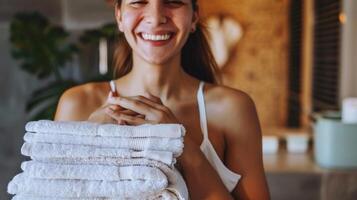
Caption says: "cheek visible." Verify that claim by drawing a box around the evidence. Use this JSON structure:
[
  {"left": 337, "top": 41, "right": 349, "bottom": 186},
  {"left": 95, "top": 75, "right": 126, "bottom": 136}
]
[
  {"left": 173, "top": 11, "right": 194, "bottom": 31},
  {"left": 175, "top": 17, "right": 194, "bottom": 37},
  {"left": 121, "top": 12, "right": 140, "bottom": 33}
]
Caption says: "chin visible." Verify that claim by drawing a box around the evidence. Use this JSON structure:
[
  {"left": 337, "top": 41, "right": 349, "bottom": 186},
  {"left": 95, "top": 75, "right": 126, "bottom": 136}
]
[{"left": 142, "top": 53, "right": 177, "bottom": 65}]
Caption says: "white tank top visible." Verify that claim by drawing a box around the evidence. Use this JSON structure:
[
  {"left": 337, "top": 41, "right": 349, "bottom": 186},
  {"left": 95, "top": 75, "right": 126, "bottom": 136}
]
[{"left": 197, "top": 81, "right": 241, "bottom": 192}]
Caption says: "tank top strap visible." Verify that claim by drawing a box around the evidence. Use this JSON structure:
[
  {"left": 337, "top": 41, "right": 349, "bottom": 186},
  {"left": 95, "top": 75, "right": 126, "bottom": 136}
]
[
  {"left": 196, "top": 81, "right": 242, "bottom": 192},
  {"left": 197, "top": 81, "right": 209, "bottom": 141}
]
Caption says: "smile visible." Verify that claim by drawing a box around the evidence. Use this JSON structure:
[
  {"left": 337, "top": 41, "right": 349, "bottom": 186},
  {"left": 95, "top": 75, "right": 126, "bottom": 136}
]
[{"left": 141, "top": 33, "right": 173, "bottom": 41}]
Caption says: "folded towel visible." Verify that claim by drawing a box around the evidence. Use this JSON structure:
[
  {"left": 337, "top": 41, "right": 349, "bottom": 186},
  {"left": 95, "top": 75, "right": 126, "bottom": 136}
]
[
  {"left": 21, "top": 161, "right": 167, "bottom": 181},
  {"left": 8, "top": 173, "right": 167, "bottom": 198},
  {"left": 9, "top": 121, "right": 189, "bottom": 199},
  {"left": 165, "top": 168, "right": 189, "bottom": 200},
  {"left": 19, "top": 160, "right": 188, "bottom": 199},
  {"left": 33, "top": 158, "right": 178, "bottom": 185},
  {"left": 11, "top": 170, "right": 187, "bottom": 200},
  {"left": 22, "top": 142, "right": 174, "bottom": 165},
  {"left": 12, "top": 189, "right": 183, "bottom": 200},
  {"left": 24, "top": 132, "right": 184, "bottom": 156},
  {"left": 25, "top": 120, "right": 185, "bottom": 138},
  {"left": 32, "top": 158, "right": 190, "bottom": 199}
]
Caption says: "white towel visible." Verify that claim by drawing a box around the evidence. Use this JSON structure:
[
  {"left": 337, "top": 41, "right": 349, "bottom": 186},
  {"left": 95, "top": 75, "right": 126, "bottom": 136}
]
[
  {"left": 21, "top": 161, "right": 167, "bottom": 181},
  {"left": 21, "top": 142, "right": 175, "bottom": 165},
  {"left": 33, "top": 157, "right": 178, "bottom": 185},
  {"left": 9, "top": 120, "right": 189, "bottom": 199},
  {"left": 19, "top": 160, "right": 188, "bottom": 199},
  {"left": 12, "top": 189, "right": 183, "bottom": 200},
  {"left": 25, "top": 120, "right": 186, "bottom": 138},
  {"left": 24, "top": 132, "right": 184, "bottom": 156},
  {"left": 165, "top": 168, "right": 189, "bottom": 200},
  {"left": 32, "top": 158, "right": 189, "bottom": 199},
  {"left": 8, "top": 173, "right": 167, "bottom": 198},
  {"left": 11, "top": 170, "right": 187, "bottom": 200}
]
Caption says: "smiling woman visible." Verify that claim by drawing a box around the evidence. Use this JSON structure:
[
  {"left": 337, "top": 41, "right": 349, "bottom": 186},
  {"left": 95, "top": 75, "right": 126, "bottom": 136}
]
[
  {"left": 54, "top": 0, "right": 270, "bottom": 199},
  {"left": 113, "top": 0, "right": 219, "bottom": 82}
]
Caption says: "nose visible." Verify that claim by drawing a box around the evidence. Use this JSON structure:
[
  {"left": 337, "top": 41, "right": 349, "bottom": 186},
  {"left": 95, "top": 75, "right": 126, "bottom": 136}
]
[{"left": 144, "top": 2, "right": 168, "bottom": 26}]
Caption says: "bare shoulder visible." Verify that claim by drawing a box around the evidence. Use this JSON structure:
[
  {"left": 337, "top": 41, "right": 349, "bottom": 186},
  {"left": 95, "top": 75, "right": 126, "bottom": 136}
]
[
  {"left": 54, "top": 82, "right": 109, "bottom": 121},
  {"left": 204, "top": 83, "right": 260, "bottom": 138},
  {"left": 205, "top": 84, "right": 269, "bottom": 199},
  {"left": 205, "top": 83, "right": 255, "bottom": 108}
]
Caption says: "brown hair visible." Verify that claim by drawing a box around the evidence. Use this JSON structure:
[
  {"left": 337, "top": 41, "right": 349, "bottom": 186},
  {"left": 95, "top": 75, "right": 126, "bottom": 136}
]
[{"left": 113, "top": 0, "right": 220, "bottom": 83}]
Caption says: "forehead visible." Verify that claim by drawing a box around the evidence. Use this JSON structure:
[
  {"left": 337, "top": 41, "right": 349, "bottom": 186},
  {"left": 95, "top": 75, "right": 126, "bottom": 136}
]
[{"left": 120, "top": 0, "right": 193, "bottom": 3}]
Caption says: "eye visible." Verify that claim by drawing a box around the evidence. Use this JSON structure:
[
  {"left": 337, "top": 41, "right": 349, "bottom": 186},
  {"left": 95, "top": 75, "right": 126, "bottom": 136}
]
[
  {"left": 166, "top": 0, "right": 183, "bottom": 3},
  {"left": 129, "top": 0, "right": 147, "bottom": 7},
  {"left": 165, "top": 0, "right": 185, "bottom": 7}
]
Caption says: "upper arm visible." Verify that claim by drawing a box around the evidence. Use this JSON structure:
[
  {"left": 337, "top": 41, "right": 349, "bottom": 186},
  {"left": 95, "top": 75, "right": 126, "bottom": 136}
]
[
  {"left": 221, "top": 90, "right": 270, "bottom": 200},
  {"left": 54, "top": 86, "right": 91, "bottom": 121}
]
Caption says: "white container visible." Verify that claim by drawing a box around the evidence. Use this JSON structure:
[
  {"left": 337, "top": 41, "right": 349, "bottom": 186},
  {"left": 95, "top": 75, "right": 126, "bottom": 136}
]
[
  {"left": 286, "top": 134, "right": 309, "bottom": 153},
  {"left": 262, "top": 136, "right": 279, "bottom": 154},
  {"left": 342, "top": 98, "right": 357, "bottom": 123}
]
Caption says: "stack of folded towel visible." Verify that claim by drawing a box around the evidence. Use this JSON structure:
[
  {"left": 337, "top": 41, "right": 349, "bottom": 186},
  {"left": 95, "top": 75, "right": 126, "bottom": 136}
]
[{"left": 8, "top": 120, "right": 188, "bottom": 200}]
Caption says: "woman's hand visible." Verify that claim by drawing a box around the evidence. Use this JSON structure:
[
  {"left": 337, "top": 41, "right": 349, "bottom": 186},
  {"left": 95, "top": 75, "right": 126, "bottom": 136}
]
[
  {"left": 105, "top": 94, "right": 180, "bottom": 125},
  {"left": 105, "top": 94, "right": 203, "bottom": 172},
  {"left": 88, "top": 92, "right": 143, "bottom": 124}
]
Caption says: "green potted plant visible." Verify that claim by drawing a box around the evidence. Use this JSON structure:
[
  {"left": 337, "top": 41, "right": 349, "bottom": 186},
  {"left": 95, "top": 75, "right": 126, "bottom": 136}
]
[
  {"left": 10, "top": 12, "right": 119, "bottom": 120},
  {"left": 10, "top": 12, "right": 78, "bottom": 120}
]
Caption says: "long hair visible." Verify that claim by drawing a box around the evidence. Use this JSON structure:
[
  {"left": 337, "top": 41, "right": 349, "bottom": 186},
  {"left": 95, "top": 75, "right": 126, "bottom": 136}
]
[{"left": 113, "top": 0, "right": 220, "bottom": 84}]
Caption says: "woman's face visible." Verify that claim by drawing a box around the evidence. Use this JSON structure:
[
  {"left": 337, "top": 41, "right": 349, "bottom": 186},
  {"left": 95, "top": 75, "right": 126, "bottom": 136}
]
[{"left": 116, "top": 0, "right": 198, "bottom": 65}]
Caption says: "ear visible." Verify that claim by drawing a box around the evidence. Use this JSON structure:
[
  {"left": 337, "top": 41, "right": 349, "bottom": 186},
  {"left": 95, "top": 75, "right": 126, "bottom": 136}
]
[
  {"left": 191, "top": 10, "right": 199, "bottom": 32},
  {"left": 115, "top": 5, "right": 124, "bottom": 32}
]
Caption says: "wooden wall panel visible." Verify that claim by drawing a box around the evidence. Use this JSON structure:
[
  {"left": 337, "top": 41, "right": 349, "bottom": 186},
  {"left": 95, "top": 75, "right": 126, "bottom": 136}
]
[{"left": 198, "top": 0, "right": 290, "bottom": 129}]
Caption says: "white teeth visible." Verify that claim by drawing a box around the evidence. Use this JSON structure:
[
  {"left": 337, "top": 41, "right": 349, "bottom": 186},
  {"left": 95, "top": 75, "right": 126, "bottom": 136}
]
[{"left": 142, "top": 33, "right": 171, "bottom": 41}]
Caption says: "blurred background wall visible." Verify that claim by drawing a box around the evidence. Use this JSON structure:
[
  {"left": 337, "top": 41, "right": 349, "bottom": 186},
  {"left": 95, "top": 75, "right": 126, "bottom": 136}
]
[
  {"left": 0, "top": 1, "right": 62, "bottom": 199},
  {"left": 0, "top": 1, "right": 114, "bottom": 199},
  {"left": 198, "top": 0, "right": 290, "bottom": 129}
]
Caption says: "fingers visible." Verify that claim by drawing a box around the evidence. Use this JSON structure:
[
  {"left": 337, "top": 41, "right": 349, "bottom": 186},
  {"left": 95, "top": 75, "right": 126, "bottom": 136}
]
[
  {"left": 107, "top": 91, "right": 114, "bottom": 101},
  {"left": 106, "top": 106, "right": 145, "bottom": 125},
  {"left": 103, "top": 92, "right": 119, "bottom": 109},
  {"left": 107, "top": 96, "right": 158, "bottom": 116},
  {"left": 107, "top": 91, "right": 163, "bottom": 107},
  {"left": 108, "top": 94, "right": 167, "bottom": 112},
  {"left": 105, "top": 109, "right": 149, "bottom": 126},
  {"left": 106, "top": 94, "right": 175, "bottom": 124},
  {"left": 108, "top": 105, "right": 140, "bottom": 116},
  {"left": 144, "top": 93, "right": 163, "bottom": 104}
]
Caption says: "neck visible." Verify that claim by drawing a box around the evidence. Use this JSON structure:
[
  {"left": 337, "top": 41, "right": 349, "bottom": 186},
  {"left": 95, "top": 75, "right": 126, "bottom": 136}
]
[{"left": 119, "top": 54, "right": 195, "bottom": 102}]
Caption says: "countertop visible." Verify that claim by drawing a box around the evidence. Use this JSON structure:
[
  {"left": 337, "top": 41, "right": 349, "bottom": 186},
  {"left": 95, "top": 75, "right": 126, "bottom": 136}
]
[{"left": 262, "top": 148, "right": 357, "bottom": 200}]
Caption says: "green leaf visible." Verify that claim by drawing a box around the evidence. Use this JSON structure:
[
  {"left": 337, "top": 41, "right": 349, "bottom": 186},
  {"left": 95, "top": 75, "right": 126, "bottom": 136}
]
[{"left": 9, "top": 12, "right": 78, "bottom": 80}]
